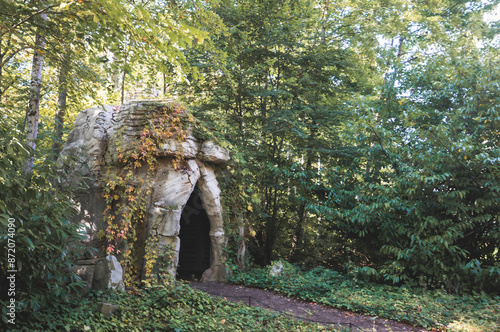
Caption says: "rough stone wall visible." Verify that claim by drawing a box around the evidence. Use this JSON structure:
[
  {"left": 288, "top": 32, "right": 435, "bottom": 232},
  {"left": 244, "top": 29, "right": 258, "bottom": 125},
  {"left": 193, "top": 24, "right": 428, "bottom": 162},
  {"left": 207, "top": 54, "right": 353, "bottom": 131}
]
[{"left": 60, "top": 100, "right": 229, "bottom": 286}]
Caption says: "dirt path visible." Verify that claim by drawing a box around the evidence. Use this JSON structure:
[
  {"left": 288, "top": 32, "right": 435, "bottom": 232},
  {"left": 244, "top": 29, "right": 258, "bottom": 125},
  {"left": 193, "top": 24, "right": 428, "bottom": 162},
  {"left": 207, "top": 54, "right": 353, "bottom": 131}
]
[{"left": 192, "top": 282, "right": 430, "bottom": 332}]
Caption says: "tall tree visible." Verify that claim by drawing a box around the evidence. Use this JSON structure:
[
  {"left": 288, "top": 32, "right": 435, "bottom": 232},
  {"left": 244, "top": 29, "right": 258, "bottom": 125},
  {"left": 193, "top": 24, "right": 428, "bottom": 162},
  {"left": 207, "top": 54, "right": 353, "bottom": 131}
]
[
  {"left": 23, "top": 8, "right": 46, "bottom": 174},
  {"left": 329, "top": 0, "right": 500, "bottom": 291},
  {"left": 2, "top": 0, "right": 220, "bottom": 170},
  {"left": 50, "top": 47, "right": 71, "bottom": 158},
  {"left": 182, "top": 0, "right": 370, "bottom": 264}
]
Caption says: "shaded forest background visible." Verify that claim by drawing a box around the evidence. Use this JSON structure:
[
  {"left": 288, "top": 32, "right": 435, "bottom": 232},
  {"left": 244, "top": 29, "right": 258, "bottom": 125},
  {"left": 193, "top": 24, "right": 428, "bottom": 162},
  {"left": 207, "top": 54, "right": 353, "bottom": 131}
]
[{"left": 1, "top": 0, "right": 499, "bottom": 313}]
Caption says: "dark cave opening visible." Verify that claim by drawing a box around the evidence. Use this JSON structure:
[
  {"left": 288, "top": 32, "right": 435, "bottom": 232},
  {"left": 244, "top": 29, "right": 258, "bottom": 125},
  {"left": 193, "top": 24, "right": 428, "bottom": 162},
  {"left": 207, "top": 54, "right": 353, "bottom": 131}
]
[{"left": 177, "top": 186, "right": 211, "bottom": 280}]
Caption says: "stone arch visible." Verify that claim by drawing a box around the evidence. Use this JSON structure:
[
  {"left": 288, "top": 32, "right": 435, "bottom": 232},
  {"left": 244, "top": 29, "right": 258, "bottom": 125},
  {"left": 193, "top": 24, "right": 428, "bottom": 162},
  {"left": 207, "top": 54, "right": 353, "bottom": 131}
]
[
  {"left": 195, "top": 161, "right": 226, "bottom": 281},
  {"left": 147, "top": 159, "right": 226, "bottom": 281}
]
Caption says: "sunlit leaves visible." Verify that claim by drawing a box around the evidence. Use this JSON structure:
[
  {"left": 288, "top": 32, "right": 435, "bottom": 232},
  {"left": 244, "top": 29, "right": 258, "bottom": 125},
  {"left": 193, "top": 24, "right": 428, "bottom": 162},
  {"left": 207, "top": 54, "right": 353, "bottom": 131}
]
[{"left": 335, "top": 7, "right": 500, "bottom": 291}]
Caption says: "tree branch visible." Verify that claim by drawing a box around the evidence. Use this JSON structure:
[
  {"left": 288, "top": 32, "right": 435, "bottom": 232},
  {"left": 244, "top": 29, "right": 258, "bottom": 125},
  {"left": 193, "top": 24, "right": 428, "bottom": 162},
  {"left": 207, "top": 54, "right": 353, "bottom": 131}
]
[{"left": 0, "top": 4, "right": 60, "bottom": 38}]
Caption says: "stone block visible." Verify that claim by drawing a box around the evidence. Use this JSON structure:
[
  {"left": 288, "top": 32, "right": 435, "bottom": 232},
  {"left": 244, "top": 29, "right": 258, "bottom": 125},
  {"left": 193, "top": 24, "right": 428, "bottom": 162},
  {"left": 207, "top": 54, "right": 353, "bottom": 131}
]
[
  {"left": 198, "top": 141, "right": 230, "bottom": 164},
  {"left": 161, "top": 137, "right": 199, "bottom": 158},
  {"left": 150, "top": 207, "right": 182, "bottom": 237},
  {"left": 92, "top": 255, "right": 125, "bottom": 291}
]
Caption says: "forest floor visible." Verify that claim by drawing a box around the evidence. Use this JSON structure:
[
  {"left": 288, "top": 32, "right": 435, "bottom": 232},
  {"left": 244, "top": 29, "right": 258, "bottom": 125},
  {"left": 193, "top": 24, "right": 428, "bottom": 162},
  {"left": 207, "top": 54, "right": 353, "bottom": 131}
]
[{"left": 192, "top": 281, "right": 430, "bottom": 332}]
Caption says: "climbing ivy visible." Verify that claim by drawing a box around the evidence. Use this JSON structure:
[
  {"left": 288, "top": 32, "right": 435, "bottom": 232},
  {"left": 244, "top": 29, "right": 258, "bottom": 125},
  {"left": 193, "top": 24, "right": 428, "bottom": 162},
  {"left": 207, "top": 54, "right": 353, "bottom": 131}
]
[{"left": 102, "top": 102, "right": 194, "bottom": 284}]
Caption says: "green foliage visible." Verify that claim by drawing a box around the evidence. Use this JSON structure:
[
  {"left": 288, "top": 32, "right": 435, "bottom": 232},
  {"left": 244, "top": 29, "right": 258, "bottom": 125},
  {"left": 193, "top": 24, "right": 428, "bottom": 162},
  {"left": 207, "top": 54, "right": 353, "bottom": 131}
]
[
  {"left": 10, "top": 282, "right": 338, "bottom": 331},
  {"left": 173, "top": 0, "right": 500, "bottom": 294},
  {"left": 0, "top": 0, "right": 224, "bottom": 129},
  {"left": 329, "top": 24, "right": 500, "bottom": 292},
  {"left": 181, "top": 0, "right": 369, "bottom": 266},
  {"left": 231, "top": 263, "right": 500, "bottom": 331},
  {"left": 0, "top": 119, "right": 88, "bottom": 320},
  {"left": 1, "top": 0, "right": 499, "bottom": 326}
]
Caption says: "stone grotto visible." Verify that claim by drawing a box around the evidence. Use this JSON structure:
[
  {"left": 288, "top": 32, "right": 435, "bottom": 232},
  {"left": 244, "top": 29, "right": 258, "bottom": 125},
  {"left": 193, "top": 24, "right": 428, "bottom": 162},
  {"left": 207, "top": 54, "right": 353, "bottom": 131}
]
[{"left": 59, "top": 100, "right": 230, "bottom": 289}]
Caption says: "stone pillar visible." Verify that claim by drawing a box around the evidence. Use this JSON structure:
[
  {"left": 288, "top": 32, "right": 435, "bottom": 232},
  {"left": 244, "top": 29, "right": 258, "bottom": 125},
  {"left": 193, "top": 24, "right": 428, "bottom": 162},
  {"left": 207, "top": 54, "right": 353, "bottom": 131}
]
[{"left": 197, "top": 161, "right": 226, "bottom": 281}]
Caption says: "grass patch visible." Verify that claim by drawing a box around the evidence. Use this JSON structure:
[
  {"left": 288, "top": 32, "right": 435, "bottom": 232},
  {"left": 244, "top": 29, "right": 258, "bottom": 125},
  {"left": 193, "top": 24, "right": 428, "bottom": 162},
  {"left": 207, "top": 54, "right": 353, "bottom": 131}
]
[
  {"left": 9, "top": 281, "right": 342, "bottom": 331},
  {"left": 229, "top": 261, "right": 500, "bottom": 331}
]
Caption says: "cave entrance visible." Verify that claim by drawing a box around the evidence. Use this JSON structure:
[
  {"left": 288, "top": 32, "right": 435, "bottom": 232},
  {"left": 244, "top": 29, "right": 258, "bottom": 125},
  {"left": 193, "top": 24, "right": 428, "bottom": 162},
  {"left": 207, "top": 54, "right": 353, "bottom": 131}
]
[{"left": 177, "top": 186, "right": 211, "bottom": 280}]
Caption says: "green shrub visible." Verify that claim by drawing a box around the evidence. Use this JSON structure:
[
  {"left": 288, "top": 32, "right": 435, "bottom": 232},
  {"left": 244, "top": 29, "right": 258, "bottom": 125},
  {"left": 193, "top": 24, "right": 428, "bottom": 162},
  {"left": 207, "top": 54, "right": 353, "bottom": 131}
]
[{"left": 0, "top": 127, "right": 88, "bottom": 323}]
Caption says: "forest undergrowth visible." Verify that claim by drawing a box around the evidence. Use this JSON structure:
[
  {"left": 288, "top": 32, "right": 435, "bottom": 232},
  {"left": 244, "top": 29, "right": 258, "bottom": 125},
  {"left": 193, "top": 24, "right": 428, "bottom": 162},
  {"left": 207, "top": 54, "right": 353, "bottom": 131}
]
[
  {"left": 6, "top": 281, "right": 340, "bottom": 332},
  {"left": 230, "top": 261, "right": 500, "bottom": 332}
]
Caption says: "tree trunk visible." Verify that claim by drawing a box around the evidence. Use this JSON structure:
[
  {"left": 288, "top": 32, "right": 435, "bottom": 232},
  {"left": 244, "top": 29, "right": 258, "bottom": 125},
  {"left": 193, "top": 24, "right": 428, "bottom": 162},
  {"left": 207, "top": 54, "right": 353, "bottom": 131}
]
[
  {"left": 236, "top": 215, "right": 246, "bottom": 270},
  {"left": 163, "top": 71, "right": 167, "bottom": 96},
  {"left": 121, "top": 48, "right": 128, "bottom": 104},
  {"left": 51, "top": 49, "right": 72, "bottom": 158},
  {"left": 289, "top": 156, "right": 312, "bottom": 262},
  {"left": 23, "top": 12, "right": 46, "bottom": 174},
  {"left": 264, "top": 188, "right": 279, "bottom": 265},
  {"left": 0, "top": 39, "right": 3, "bottom": 95},
  {"left": 0, "top": 32, "right": 18, "bottom": 96},
  {"left": 289, "top": 120, "right": 316, "bottom": 262}
]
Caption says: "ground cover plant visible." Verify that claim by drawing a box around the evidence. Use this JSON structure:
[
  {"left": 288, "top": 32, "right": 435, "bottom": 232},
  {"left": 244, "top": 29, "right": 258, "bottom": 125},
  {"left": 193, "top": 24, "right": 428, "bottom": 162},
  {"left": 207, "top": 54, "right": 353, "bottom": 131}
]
[
  {"left": 230, "top": 261, "right": 500, "bottom": 331},
  {"left": 5, "top": 281, "right": 342, "bottom": 332}
]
